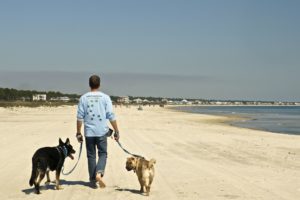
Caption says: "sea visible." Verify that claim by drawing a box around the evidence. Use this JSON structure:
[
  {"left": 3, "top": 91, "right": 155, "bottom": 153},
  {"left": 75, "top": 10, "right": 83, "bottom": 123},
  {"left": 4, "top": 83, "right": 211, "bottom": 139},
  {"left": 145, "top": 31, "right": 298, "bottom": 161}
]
[{"left": 173, "top": 106, "right": 300, "bottom": 135}]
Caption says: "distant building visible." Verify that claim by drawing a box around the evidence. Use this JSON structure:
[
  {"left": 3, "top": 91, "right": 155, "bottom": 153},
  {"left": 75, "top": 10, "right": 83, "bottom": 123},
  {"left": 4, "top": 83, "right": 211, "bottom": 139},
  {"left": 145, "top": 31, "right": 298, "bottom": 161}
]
[
  {"left": 167, "top": 100, "right": 174, "bottom": 105},
  {"left": 161, "top": 98, "right": 168, "bottom": 103},
  {"left": 181, "top": 99, "right": 188, "bottom": 104},
  {"left": 117, "top": 96, "right": 130, "bottom": 104},
  {"left": 194, "top": 100, "right": 204, "bottom": 105},
  {"left": 32, "top": 94, "right": 47, "bottom": 101},
  {"left": 133, "top": 98, "right": 142, "bottom": 104},
  {"left": 143, "top": 99, "right": 149, "bottom": 103},
  {"left": 21, "top": 97, "right": 31, "bottom": 101},
  {"left": 50, "top": 96, "right": 70, "bottom": 102}
]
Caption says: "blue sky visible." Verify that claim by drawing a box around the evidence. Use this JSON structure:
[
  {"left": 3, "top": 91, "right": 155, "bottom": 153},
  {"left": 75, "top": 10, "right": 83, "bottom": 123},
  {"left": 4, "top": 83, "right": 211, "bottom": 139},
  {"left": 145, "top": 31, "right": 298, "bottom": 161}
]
[{"left": 0, "top": 0, "right": 299, "bottom": 101}]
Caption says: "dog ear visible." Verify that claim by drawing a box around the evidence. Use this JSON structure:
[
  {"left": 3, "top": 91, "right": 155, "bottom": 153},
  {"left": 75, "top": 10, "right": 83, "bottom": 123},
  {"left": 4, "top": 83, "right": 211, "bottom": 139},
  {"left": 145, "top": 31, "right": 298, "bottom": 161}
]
[
  {"left": 66, "top": 138, "right": 70, "bottom": 145},
  {"left": 59, "top": 138, "right": 64, "bottom": 145}
]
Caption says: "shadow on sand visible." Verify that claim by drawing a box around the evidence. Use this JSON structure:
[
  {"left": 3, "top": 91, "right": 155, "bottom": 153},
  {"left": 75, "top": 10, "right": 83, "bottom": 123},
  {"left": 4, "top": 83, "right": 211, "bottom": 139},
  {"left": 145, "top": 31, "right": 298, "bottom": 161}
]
[
  {"left": 21, "top": 179, "right": 91, "bottom": 195},
  {"left": 115, "top": 188, "right": 144, "bottom": 196}
]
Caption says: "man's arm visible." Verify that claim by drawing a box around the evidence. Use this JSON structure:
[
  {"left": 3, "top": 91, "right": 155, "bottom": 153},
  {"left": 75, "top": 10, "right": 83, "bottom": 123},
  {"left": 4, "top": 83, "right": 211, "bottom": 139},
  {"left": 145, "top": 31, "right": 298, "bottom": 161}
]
[
  {"left": 77, "top": 120, "right": 83, "bottom": 133},
  {"left": 110, "top": 120, "right": 119, "bottom": 132},
  {"left": 76, "top": 97, "right": 85, "bottom": 143},
  {"left": 76, "top": 120, "right": 83, "bottom": 143},
  {"left": 110, "top": 120, "right": 120, "bottom": 140},
  {"left": 106, "top": 96, "right": 120, "bottom": 140}
]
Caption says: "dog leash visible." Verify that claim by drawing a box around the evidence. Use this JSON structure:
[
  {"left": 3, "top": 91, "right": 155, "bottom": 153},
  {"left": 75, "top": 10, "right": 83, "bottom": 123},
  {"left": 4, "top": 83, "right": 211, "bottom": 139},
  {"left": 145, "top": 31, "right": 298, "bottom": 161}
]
[
  {"left": 116, "top": 140, "right": 144, "bottom": 158},
  {"left": 62, "top": 142, "right": 83, "bottom": 176},
  {"left": 62, "top": 138, "right": 143, "bottom": 175}
]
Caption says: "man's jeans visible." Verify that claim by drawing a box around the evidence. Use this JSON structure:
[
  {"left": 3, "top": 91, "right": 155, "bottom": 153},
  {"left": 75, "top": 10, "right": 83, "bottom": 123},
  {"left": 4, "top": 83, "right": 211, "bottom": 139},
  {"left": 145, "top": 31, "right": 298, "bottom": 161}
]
[{"left": 85, "top": 136, "right": 107, "bottom": 182}]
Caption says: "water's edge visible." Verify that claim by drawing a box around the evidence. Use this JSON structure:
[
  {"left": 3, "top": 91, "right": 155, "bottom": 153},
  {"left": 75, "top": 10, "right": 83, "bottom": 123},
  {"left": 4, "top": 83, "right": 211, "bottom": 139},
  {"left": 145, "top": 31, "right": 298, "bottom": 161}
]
[{"left": 169, "top": 106, "right": 300, "bottom": 135}]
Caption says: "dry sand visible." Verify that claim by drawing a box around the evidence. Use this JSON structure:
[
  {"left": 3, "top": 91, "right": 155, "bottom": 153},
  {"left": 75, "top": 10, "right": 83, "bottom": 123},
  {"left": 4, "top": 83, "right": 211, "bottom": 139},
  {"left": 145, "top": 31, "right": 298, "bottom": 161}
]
[{"left": 0, "top": 106, "right": 299, "bottom": 200}]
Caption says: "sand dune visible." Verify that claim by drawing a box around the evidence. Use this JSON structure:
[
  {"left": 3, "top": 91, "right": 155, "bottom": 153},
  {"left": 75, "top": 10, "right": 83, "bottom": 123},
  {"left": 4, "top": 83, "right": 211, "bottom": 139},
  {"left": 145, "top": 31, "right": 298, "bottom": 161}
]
[{"left": 0, "top": 106, "right": 299, "bottom": 200}]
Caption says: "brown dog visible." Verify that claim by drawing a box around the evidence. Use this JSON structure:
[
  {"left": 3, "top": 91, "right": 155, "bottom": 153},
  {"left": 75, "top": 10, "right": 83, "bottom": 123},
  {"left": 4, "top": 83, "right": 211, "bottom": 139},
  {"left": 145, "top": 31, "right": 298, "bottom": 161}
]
[{"left": 126, "top": 156, "right": 156, "bottom": 196}]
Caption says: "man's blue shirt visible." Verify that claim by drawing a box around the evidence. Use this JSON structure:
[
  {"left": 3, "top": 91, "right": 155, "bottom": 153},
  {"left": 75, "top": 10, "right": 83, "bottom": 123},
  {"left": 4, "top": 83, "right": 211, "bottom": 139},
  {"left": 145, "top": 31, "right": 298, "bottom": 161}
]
[{"left": 77, "top": 91, "right": 116, "bottom": 137}]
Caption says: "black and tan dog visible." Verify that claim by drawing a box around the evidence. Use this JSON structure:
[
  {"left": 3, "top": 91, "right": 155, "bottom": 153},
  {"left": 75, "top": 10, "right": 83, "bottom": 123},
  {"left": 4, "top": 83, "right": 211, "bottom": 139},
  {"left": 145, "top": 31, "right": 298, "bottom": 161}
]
[
  {"left": 126, "top": 156, "right": 156, "bottom": 196},
  {"left": 29, "top": 138, "right": 75, "bottom": 194}
]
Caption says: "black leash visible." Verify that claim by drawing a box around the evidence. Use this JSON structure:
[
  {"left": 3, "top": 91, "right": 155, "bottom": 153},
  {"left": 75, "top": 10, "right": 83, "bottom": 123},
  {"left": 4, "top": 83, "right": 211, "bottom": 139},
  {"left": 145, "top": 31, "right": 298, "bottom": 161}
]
[
  {"left": 61, "top": 137, "right": 143, "bottom": 175},
  {"left": 62, "top": 142, "right": 83, "bottom": 176},
  {"left": 116, "top": 140, "right": 144, "bottom": 158}
]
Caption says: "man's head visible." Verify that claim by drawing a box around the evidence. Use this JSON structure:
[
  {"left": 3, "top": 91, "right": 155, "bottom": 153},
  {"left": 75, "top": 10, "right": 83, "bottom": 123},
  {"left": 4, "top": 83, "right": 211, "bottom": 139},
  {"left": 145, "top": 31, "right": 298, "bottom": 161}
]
[{"left": 89, "top": 75, "right": 100, "bottom": 90}]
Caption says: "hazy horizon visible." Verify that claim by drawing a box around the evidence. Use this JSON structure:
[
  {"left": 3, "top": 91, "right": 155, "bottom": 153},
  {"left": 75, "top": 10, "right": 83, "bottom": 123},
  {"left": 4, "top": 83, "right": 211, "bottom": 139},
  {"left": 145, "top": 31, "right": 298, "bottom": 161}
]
[
  {"left": 0, "top": 70, "right": 298, "bottom": 102},
  {"left": 0, "top": 1, "right": 299, "bottom": 101}
]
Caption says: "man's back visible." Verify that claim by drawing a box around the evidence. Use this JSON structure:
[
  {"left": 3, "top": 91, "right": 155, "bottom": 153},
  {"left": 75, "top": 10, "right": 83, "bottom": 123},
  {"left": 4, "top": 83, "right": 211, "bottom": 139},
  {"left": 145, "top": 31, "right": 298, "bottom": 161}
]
[
  {"left": 76, "top": 75, "right": 119, "bottom": 187},
  {"left": 77, "top": 91, "right": 115, "bottom": 137}
]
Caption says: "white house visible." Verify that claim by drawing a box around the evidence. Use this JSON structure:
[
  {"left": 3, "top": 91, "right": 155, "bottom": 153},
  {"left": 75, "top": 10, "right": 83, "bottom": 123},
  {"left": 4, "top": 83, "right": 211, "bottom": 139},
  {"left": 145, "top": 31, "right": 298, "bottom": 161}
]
[
  {"left": 117, "top": 96, "right": 130, "bottom": 104},
  {"left": 133, "top": 98, "right": 143, "bottom": 104},
  {"left": 50, "top": 96, "right": 70, "bottom": 102},
  {"left": 181, "top": 99, "right": 188, "bottom": 104},
  {"left": 32, "top": 94, "right": 47, "bottom": 101},
  {"left": 143, "top": 99, "right": 149, "bottom": 103},
  {"left": 161, "top": 98, "right": 168, "bottom": 103}
]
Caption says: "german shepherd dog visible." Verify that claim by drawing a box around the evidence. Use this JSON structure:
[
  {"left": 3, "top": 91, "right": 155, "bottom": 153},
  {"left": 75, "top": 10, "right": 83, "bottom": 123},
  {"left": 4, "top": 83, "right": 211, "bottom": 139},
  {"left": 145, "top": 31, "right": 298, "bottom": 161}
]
[{"left": 29, "top": 138, "right": 75, "bottom": 194}]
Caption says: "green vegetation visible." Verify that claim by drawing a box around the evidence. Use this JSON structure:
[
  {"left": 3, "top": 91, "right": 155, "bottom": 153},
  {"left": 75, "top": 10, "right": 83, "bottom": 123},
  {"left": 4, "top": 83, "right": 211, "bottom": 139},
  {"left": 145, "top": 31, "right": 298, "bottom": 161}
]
[
  {"left": 0, "top": 101, "right": 77, "bottom": 108},
  {"left": 0, "top": 87, "right": 80, "bottom": 107},
  {"left": 0, "top": 87, "right": 80, "bottom": 101}
]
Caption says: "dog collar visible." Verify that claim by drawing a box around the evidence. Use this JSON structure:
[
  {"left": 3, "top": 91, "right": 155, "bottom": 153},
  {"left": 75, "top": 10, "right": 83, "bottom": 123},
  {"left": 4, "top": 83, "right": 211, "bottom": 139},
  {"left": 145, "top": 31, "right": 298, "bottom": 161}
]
[
  {"left": 62, "top": 146, "right": 68, "bottom": 158},
  {"left": 133, "top": 158, "right": 140, "bottom": 173},
  {"left": 57, "top": 146, "right": 68, "bottom": 158}
]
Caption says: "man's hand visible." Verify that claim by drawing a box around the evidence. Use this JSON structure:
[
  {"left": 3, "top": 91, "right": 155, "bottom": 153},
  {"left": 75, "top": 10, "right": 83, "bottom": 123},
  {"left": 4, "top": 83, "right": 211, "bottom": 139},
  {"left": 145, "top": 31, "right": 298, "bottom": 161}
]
[
  {"left": 113, "top": 131, "right": 120, "bottom": 141},
  {"left": 109, "top": 120, "right": 119, "bottom": 141},
  {"left": 76, "top": 132, "right": 83, "bottom": 143}
]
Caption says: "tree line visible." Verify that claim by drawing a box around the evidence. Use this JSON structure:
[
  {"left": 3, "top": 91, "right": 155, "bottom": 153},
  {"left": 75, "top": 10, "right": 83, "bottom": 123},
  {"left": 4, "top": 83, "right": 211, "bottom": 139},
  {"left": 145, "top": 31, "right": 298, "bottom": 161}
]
[{"left": 0, "top": 87, "right": 80, "bottom": 101}]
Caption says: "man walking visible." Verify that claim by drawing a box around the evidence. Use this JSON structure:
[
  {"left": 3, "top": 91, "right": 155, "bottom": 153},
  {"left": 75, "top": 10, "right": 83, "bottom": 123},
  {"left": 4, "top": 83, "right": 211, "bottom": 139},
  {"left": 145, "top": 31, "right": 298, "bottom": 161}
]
[{"left": 76, "top": 75, "right": 119, "bottom": 188}]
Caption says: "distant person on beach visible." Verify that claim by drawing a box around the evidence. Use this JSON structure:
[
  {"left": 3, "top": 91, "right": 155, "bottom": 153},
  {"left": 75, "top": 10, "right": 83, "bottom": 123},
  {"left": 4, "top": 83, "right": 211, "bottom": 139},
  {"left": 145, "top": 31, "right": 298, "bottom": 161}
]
[{"left": 76, "top": 75, "right": 120, "bottom": 188}]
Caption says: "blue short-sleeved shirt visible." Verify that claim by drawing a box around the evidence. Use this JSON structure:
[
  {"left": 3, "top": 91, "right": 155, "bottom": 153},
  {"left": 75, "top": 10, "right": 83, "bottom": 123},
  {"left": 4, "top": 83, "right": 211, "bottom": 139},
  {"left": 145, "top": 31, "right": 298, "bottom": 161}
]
[{"left": 77, "top": 91, "right": 116, "bottom": 137}]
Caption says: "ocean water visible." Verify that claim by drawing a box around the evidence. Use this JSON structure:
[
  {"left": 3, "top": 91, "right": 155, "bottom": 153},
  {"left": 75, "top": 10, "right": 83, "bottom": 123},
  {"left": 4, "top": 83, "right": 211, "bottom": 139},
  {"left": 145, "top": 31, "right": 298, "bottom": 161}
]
[{"left": 173, "top": 106, "right": 300, "bottom": 135}]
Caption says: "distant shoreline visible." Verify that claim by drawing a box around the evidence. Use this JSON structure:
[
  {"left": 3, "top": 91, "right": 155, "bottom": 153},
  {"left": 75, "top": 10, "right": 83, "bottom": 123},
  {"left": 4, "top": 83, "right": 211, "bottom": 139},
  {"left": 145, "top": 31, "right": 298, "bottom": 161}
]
[
  {"left": 168, "top": 105, "right": 300, "bottom": 135},
  {"left": 167, "top": 104, "right": 300, "bottom": 107}
]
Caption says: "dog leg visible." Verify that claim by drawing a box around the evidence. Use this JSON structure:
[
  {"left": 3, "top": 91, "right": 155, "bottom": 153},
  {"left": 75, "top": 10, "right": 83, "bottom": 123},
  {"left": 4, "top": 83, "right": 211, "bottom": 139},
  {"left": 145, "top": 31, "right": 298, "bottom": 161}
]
[
  {"left": 55, "top": 170, "right": 63, "bottom": 190},
  {"left": 144, "top": 178, "right": 150, "bottom": 196},
  {"left": 34, "top": 169, "right": 39, "bottom": 185},
  {"left": 45, "top": 171, "right": 51, "bottom": 184},
  {"left": 138, "top": 177, "right": 144, "bottom": 192},
  {"left": 35, "top": 171, "right": 45, "bottom": 194},
  {"left": 146, "top": 185, "right": 151, "bottom": 196},
  {"left": 147, "top": 176, "right": 153, "bottom": 195}
]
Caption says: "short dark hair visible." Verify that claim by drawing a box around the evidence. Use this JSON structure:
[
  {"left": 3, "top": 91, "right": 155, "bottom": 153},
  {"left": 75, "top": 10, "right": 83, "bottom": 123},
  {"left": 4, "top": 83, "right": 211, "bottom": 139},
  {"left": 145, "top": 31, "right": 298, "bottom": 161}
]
[{"left": 89, "top": 75, "right": 100, "bottom": 89}]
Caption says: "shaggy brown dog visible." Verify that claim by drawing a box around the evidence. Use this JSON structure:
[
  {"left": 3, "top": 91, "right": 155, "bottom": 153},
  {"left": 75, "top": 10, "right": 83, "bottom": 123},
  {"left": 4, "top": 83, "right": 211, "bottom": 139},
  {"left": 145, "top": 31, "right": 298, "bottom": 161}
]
[{"left": 126, "top": 157, "right": 156, "bottom": 196}]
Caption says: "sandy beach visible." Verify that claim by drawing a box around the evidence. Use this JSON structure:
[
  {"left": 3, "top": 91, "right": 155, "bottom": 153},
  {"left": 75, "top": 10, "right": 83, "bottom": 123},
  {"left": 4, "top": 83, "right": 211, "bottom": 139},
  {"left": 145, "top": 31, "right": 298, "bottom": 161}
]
[{"left": 0, "top": 106, "right": 299, "bottom": 200}]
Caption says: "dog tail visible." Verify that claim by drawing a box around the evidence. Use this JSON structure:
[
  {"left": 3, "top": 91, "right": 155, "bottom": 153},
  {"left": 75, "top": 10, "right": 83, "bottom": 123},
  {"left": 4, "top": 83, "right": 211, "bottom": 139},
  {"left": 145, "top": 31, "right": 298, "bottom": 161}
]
[
  {"left": 148, "top": 158, "right": 156, "bottom": 168},
  {"left": 29, "top": 157, "right": 38, "bottom": 186}
]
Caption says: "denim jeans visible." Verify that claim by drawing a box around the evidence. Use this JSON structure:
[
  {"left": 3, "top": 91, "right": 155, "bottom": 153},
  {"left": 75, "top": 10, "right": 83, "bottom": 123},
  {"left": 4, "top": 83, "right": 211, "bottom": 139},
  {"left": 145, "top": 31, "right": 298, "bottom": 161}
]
[{"left": 85, "top": 136, "right": 107, "bottom": 182}]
